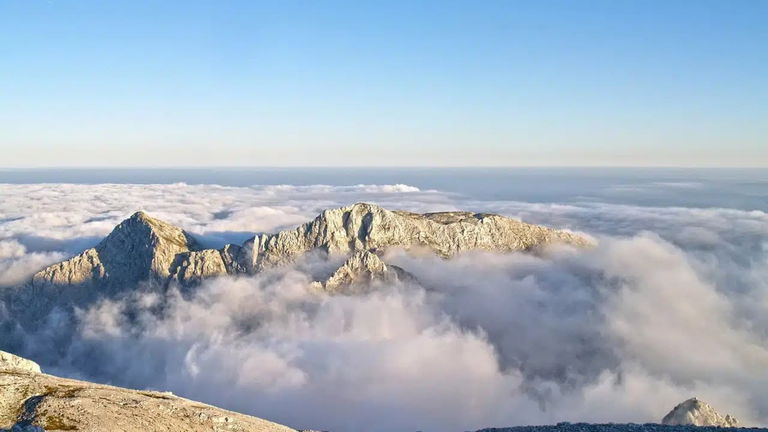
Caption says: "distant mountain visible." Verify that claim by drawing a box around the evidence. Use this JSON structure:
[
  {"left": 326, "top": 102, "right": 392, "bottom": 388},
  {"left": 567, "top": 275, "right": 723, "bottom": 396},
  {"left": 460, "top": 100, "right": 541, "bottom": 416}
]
[
  {"left": 5, "top": 203, "right": 589, "bottom": 324},
  {"left": 475, "top": 398, "right": 744, "bottom": 432},
  {"left": 662, "top": 397, "right": 739, "bottom": 427}
]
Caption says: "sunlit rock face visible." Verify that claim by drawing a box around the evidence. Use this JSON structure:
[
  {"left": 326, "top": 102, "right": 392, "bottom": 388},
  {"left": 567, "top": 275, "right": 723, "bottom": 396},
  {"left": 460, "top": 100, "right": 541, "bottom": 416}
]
[
  {"left": 6, "top": 211, "right": 200, "bottom": 321},
  {"left": 0, "top": 350, "right": 41, "bottom": 374},
  {"left": 0, "top": 352, "right": 296, "bottom": 432},
  {"left": 240, "top": 203, "right": 589, "bottom": 273},
  {"left": 5, "top": 203, "right": 589, "bottom": 319},
  {"left": 311, "top": 249, "right": 413, "bottom": 293},
  {"left": 661, "top": 397, "right": 739, "bottom": 427}
]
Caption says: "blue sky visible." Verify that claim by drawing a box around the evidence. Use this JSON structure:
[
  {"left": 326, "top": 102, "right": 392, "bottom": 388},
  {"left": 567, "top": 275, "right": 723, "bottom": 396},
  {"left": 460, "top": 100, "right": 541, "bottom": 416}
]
[{"left": 1, "top": 0, "right": 766, "bottom": 167}]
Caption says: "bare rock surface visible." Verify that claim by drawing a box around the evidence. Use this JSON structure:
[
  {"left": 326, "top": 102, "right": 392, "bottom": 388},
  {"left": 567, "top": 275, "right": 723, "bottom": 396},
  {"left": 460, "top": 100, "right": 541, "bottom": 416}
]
[
  {"left": 7, "top": 203, "right": 589, "bottom": 316},
  {"left": 241, "top": 203, "right": 589, "bottom": 273},
  {"left": 0, "top": 356, "right": 296, "bottom": 432},
  {"left": 661, "top": 397, "right": 739, "bottom": 427},
  {"left": 5, "top": 211, "right": 200, "bottom": 324},
  {"left": 311, "top": 250, "right": 412, "bottom": 293},
  {"left": 0, "top": 351, "right": 41, "bottom": 374}
]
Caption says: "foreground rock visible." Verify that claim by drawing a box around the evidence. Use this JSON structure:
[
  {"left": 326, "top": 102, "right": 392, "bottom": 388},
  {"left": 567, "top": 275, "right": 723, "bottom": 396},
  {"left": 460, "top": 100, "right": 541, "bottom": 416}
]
[
  {"left": 661, "top": 397, "right": 739, "bottom": 427},
  {"left": 0, "top": 352, "right": 296, "bottom": 432},
  {"left": 0, "top": 351, "right": 41, "bottom": 374},
  {"left": 6, "top": 203, "right": 588, "bottom": 321}
]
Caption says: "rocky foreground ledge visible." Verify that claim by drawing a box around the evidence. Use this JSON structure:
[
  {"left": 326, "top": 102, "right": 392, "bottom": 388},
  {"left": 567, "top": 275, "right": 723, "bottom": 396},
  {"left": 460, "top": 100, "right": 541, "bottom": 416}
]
[{"left": 0, "top": 351, "right": 296, "bottom": 432}]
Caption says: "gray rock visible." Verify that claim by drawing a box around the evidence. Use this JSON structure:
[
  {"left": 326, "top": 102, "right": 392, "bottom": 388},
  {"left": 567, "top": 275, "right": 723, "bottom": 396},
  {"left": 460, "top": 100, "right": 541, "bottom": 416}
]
[
  {"left": 6, "top": 211, "right": 200, "bottom": 324},
  {"left": 661, "top": 397, "right": 739, "bottom": 427},
  {"left": 311, "top": 250, "right": 413, "bottom": 293},
  {"left": 7, "top": 203, "right": 590, "bottom": 318},
  {"left": 241, "top": 203, "right": 589, "bottom": 273}
]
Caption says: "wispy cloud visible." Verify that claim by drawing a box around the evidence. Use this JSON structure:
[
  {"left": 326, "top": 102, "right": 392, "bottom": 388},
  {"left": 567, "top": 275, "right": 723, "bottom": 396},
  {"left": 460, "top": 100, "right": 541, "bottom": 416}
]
[{"left": 1, "top": 183, "right": 767, "bottom": 431}]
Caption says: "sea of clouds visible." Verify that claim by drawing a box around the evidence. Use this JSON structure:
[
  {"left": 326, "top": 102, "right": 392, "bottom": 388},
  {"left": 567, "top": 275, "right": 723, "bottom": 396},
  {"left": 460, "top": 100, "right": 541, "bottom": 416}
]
[{"left": 1, "top": 182, "right": 767, "bottom": 432}]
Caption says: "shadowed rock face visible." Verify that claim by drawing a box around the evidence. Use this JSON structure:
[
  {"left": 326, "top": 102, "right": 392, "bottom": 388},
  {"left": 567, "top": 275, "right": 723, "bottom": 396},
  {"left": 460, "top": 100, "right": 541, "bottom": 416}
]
[
  {"left": 0, "top": 353, "right": 296, "bottom": 432},
  {"left": 661, "top": 398, "right": 738, "bottom": 427},
  {"left": 6, "top": 203, "right": 589, "bottom": 319}
]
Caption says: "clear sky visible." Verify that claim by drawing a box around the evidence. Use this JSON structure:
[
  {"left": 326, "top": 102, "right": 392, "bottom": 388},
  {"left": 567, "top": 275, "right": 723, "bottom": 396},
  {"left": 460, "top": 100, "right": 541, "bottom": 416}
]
[{"left": 1, "top": 0, "right": 766, "bottom": 167}]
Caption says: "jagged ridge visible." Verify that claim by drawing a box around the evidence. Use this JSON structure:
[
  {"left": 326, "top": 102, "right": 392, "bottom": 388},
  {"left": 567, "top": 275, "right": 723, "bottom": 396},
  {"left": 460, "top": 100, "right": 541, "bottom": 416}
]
[{"left": 9, "top": 203, "right": 589, "bottom": 317}]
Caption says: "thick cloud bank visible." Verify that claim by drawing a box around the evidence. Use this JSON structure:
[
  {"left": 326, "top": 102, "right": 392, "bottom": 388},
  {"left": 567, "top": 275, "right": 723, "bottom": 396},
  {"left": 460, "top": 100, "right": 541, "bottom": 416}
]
[{"left": 1, "top": 182, "right": 767, "bottom": 431}]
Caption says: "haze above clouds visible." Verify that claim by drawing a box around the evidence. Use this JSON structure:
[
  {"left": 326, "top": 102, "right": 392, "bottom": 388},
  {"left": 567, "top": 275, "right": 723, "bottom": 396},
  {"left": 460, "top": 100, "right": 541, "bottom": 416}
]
[{"left": 1, "top": 181, "right": 767, "bottom": 431}]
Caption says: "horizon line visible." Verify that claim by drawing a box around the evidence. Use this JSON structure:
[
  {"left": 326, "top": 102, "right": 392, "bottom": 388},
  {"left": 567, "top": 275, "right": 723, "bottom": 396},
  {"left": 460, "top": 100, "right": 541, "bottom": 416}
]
[{"left": 2, "top": 165, "right": 768, "bottom": 170}]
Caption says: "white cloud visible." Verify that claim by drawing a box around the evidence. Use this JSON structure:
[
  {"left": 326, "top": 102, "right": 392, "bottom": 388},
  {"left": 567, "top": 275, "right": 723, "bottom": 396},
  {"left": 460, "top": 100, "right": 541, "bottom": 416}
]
[{"left": 1, "top": 183, "right": 768, "bottom": 431}]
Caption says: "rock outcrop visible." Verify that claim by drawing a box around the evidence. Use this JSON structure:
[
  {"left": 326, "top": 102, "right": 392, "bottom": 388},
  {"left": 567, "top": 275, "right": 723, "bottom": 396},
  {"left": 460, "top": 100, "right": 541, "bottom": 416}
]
[
  {"left": 311, "top": 250, "right": 412, "bottom": 293},
  {"left": 0, "top": 352, "right": 296, "bottom": 432},
  {"left": 0, "top": 351, "right": 41, "bottom": 374},
  {"left": 7, "top": 203, "right": 588, "bottom": 315},
  {"left": 661, "top": 397, "right": 739, "bottom": 427}
]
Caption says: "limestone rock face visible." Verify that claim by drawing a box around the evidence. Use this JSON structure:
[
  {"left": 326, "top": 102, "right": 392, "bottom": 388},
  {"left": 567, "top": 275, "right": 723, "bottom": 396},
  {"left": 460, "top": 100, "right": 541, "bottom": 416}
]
[
  {"left": 0, "top": 351, "right": 41, "bottom": 374},
  {"left": 172, "top": 249, "right": 229, "bottom": 286},
  {"left": 0, "top": 360, "right": 296, "bottom": 432},
  {"left": 241, "top": 203, "right": 588, "bottom": 273},
  {"left": 312, "top": 250, "right": 412, "bottom": 293},
  {"left": 36, "top": 210, "right": 199, "bottom": 287},
  {"left": 9, "top": 203, "right": 589, "bottom": 311},
  {"left": 5, "top": 212, "right": 201, "bottom": 323},
  {"left": 661, "top": 397, "right": 739, "bottom": 427},
  {"left": 31, "top": 211, "right": 196, "bottom": 295}
]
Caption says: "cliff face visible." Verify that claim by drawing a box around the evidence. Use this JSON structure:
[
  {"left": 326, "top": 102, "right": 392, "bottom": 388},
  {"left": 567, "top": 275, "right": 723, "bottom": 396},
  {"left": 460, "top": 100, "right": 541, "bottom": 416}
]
[
  {"left": 7, "top": 203, "right": 588, "bottom": 317},
  {"left": 240, "top": 203, "right": 588, "bottom": 273},
  {"left": 0, "top": 352, "right": 295, "bottom": 432}
]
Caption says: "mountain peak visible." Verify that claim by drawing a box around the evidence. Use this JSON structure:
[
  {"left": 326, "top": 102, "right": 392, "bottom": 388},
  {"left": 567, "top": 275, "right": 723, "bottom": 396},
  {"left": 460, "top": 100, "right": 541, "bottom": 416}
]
[
  {"left": 128, "top": 210, "right": 155, "bottom": 224},
  {"left": 18, "top": 212, "right": 199, "bottom": 319},
  {"left": 100, "top": 211, "right": 199, "bottom": 252},
  {"left": 13, "top": 205, "right": 589, "bottom": 325},
  {"left": 661, "top": 397, "right": 738, "bottom": 427}
]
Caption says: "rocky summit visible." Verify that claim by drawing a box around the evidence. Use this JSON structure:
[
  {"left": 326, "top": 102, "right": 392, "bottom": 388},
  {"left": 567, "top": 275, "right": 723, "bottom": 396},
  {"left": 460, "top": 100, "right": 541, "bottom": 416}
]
[
  {"left": 661, "top": 397, "right": 739, "bottom": 427},
  {"left": 5, "top": 203, "right": 588, "bottom": 323}
]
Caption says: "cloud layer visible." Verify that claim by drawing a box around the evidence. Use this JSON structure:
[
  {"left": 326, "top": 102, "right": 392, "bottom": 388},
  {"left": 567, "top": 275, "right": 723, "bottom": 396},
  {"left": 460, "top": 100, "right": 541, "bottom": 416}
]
[{"left": 1, "top": 182, "right": 767, "bottom": 431}]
